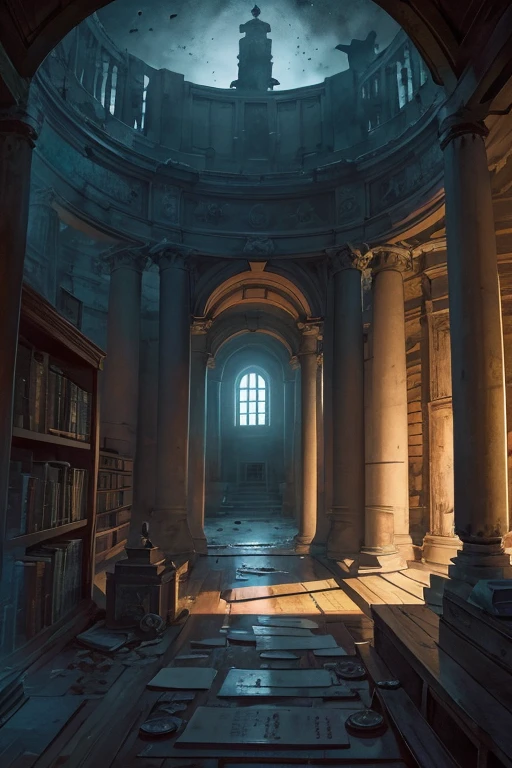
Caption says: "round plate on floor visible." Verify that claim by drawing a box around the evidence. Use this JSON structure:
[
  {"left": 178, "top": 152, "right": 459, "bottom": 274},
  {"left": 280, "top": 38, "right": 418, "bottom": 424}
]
[
  {"left": 345, "top": 709, "right": 386, "bottom": 736},
  {"left": 139, "top": 716, "right": 181, "bottom": 738},
  {"left": 335, "top": 660, "right": 366, "bottom": 680}
]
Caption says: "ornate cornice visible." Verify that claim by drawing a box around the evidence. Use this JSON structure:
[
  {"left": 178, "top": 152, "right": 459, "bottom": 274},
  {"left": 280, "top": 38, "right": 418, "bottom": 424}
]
[
  {"left": 438, "top": 108, "right": 489, "bottom": 151},
  {"left": 325, "top": 243, "right": 372, "bottom": 275},
  {"left": 150, "top": 239, "right": 197, "bottom": 271},
  {"left": 103, "top": 243, "right": 149, "bottom": 274},
  {"left": 370, "top": 244, "right": 413, "bottom": 275}
]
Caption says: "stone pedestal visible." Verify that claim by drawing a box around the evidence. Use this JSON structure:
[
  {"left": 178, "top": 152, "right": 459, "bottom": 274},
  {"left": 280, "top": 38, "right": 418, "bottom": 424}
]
[
  {"left": 440, "top": 113, "right": 512, "bottom": 586},
  {"left": 150, "top": 242, "right": 195, "bottom": 558},
  {"left": 188, "top": 319, "right": 211, "bottom": 555},
  {"left": 101, "top": 246, "right": 147, "bottom": 457},
  {"left": 363, "top": 246, "right": 413, "bottom": 569},
  {"left": 326, "top": 245, "right": 370, "bottom": 559},
  {"left": 0, "top": 113, "right": 37, "bottom": 581},
  {"left": 295, "top": 321, "right": 322, "bottom": 553}
]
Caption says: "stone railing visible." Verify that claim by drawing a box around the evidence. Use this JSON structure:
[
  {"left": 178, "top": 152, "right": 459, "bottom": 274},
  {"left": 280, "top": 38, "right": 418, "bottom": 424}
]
[{"left": 43, "top": 13, "right": 439, "bottom": 174}]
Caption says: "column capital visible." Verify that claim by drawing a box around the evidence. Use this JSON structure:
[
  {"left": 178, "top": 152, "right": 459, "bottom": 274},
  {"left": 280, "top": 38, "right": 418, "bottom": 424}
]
[
  {"left": 438, "top": 107, "right": 488, "bottom": 151},
  {"left": 325, "top": 243, "right": 372, "bottom": 275},
  {"left": 371, "top": 244, "right": 413, "bottom": 275},
  {"left": 206, "top": 354, "right": 216, "bottom": 369},
  {"left": 289, "top": 355, "right": 300, "bottom": 371},
  {"left": 30, "top": 186, "right": 57, "bottom": 208},
  {"left": 298, "top": 319, "right": 323, "bottom": 354},
  {"left": 150, "top": 239, "right": 196, "bottom": 271},
  {"left": 0, "top": 106, "right": 41, "bottom": 147},
  {"left": 191, "top": 317, "right": 213, "bottom": 335},
  {"left": 103, "top": 243, "right": 149, "bottom": 274}
]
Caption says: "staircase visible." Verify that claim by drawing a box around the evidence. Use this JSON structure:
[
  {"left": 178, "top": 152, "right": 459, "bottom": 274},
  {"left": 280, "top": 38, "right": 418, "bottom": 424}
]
[{"left": 219, "top": 482, "right": 282, "bottom": 517}]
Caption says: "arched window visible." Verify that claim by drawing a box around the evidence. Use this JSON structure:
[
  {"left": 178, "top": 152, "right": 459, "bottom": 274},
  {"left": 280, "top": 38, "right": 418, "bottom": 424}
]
[{"left": 237, "top": 371, "right": 268, "bottom": 426}]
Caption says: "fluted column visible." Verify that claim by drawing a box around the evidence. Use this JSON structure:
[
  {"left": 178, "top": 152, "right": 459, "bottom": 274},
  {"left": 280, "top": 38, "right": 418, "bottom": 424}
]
[
  {"left": 326, "top": 244, "right": 371, "bottom": 559},
  {"left": 101, "top": 245, "right": 147, "bottom": 457},
  {"left": 0, "top": 111, "right": 38, "bottom": 582},
  {"left": 363, "top": 246, "right": 413, "bottom": 567},
  {"left": 295, "top": 321, "right": 322, "bottom": 553},
  {"left": 150, "top": 241, "right": 195, "bottom": 558},
  {"left": 439, "top": 112, "right": 511, "bottom": 584},
  {"left": 188, "top": 319, "right": 212, "bottom": 555}
]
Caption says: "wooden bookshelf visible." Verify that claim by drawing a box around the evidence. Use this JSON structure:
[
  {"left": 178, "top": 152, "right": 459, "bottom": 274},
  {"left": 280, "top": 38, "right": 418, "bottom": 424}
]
[
  {"left": 95, "top": 451, "right": 133, "bottom": 567},
  {"left": 0, "top": 283, "right": 105, "bottom": 661}
]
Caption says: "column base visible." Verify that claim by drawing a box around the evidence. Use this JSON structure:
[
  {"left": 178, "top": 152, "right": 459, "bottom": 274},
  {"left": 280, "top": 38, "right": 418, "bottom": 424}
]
[
  {"left": 422, "top": 533, "right": 462, "bottom": 568},
  {"left": 358, "top": 547, "right": 407, "bottom": 573},
  {"left": 294, "top": 534, "right": 312, "bottom": 554},
  {"left": 326, "top": 510, "right": 363, "bottom": 563},
  {"left": 394, "top": 533, "right": 415, "bottom": 563},
  {"left": 150, "top": 507, "right": 195, "bottom": 558},
  {"left": 448, "top": 539, "right": 512, "bottom": 586},
  {"left": 193, "top": 536, "right": 208, "bottom": 556}
]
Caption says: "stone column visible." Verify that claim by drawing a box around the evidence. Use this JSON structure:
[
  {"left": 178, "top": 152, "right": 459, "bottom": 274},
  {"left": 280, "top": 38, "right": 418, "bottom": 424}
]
[
  {"left": 206, "top": 363, "right": 222, "bottom": 484},
  {"left": 439, "top": 113, "right": 511, "bottom": 585},
  {"left": 101, "top": 245, "right": 147, "bottom": 458},
  {"left": 282, "top": 362, "right": 298, "bottom": 518},
  {"left": 188, "top": 319, "right": 211, "bottom": 555},
  {"left": 150, "top": 242, "right": 195, "bottom": 557},
  {"left": 363, "top": 245, "right": 413, "bottom": 568},
  {"left": 326, "top": 244, "right": 371, "bottom": 560},
  {"left": 295, "top": 321, "right": 322, "bottom": 553},
  {"left": 422, "top": 305, "right": 461, "bottom": 568},
  {"left": 0, "top": 112, "right": 38, "bottom": 582}
]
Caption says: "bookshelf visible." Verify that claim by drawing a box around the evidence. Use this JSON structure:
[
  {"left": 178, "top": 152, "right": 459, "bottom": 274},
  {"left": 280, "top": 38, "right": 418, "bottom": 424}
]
[
  {"left": 95, "top": 451, "right": 133, "bottom": 567},
  {"left": 0, "top": 284, "right": 105, "bottom": 661}
]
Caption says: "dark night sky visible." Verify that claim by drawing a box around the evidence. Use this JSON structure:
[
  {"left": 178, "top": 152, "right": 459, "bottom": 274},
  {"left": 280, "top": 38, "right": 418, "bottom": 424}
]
[{"left": 97, "top": 0, "right": 400, "bottom": 89}]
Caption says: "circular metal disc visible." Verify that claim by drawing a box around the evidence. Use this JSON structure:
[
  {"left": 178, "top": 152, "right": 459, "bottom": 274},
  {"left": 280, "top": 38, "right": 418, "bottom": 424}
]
[
  {"left": 336, "top": 660, "right": 367, "bottom": 680},
  {"left": 345, "top": 709, "right": 385, "bottom": 735},
  {"left": 139, "top": 716, "right": 180, "bottom": 737},
  {"left": 376, "top": 679, "right": 401, "bottom": 690}
]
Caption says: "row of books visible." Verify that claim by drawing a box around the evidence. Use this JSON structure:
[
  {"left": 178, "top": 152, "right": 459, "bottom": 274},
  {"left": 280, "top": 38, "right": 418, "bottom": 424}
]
[
  {"left": 13, "top": 342, "right": 91, "bottom": 441},
  {"left": 97, "top": 470, "right": 131, "bottom": 491},
  {"left": 99, "top": 453, "right": 134, "bottom": 472},
  {"left": 97, "top": 488, "right": 132, "bottom": 515},
  {"left": 7, "top": 453, "right": 88, "bottom": 539},
  {"left": 95, "top": 524, "right": 129, "bottom": 557},
  {"left": 96, "top": 507, "right": 131, "bottom": 533},
  {"left": 13, "top": 539, "right": 83, "bottom": 645}
]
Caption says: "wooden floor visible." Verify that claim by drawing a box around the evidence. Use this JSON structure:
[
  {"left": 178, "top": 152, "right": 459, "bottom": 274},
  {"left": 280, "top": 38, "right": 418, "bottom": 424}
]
[{"left": 0, "top": 553, "right": 426, "bottom": 768}]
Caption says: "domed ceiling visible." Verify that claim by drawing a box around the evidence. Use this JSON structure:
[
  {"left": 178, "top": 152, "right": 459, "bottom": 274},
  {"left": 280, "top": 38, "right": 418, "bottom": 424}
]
[{"left": 97, "top": 0, "right": 399, "bottom": 89}]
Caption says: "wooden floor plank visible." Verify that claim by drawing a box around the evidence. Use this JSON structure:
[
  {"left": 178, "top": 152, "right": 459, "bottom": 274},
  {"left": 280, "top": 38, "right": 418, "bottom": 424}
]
[{"left": 380, "top": 571, "right": 427, "bottom": 600}]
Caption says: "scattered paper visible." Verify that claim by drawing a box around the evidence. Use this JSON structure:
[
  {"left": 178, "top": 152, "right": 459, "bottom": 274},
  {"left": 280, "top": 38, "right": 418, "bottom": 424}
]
[{"left": 147, "top": 667, "right": 217, "bottom": 690}]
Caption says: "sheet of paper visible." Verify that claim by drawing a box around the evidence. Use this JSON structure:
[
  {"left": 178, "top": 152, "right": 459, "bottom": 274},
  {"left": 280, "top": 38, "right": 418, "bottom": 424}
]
[
  {"left": 256, "top": 634, "right": 338, "bottom": 651},
  {"left": 147, "top": 667, "right": 217, "bottom": 690},
  {"left": 252, "top": 625, "right": 313, "bottom": 637},
  {"left": 219, "top": 668, "right": 332, "bottom": 690},
  {"left": 257, "top": 616, "right": 319, "bottom": 629},
  {"left": 175, "top": 706, "right": 350, "bottom": 747}
]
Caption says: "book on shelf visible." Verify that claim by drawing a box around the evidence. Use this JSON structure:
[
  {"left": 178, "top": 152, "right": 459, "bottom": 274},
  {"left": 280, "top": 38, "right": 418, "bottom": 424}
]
[
  {"left": 7, "top": 456, "right": 88, "bottom": 538},
  {"left": 12, "top": 343, "right": 92, "bottom": 442},
  {"left": 12, "top": 538, "right": 83, "bottom": 646},
  {"left": 96, "top": 507, "right": 131, "bottom": 532}
]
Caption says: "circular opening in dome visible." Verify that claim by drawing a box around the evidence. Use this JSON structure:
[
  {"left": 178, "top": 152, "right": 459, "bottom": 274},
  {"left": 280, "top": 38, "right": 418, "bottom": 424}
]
[{"left": 97, "top": 0, "right": 400, "bottom": 90}]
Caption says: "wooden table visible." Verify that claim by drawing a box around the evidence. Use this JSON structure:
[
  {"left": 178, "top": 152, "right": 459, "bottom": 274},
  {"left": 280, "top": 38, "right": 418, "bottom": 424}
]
[{"left": 372, "top": 604, "right": 512, "bottom": 768}]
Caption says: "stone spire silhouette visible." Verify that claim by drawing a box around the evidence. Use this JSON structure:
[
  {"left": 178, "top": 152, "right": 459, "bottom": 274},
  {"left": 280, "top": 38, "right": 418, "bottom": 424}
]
[{"left": 230, "top": 5, "right": 280, "bottom": 91}]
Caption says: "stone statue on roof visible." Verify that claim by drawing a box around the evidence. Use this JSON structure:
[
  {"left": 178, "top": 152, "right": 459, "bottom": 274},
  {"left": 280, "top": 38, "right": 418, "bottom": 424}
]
[
  {"left": 335, "top": 31, "right": 378, "bottom": 73},
  {"left": 230, "top": 5, "right": 280, "bottom": 91}
]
